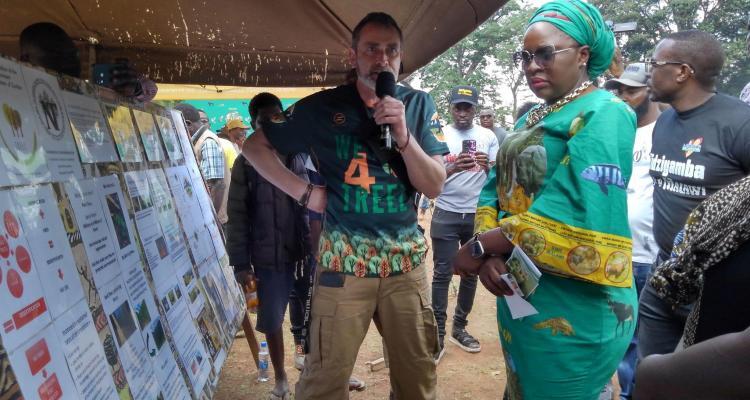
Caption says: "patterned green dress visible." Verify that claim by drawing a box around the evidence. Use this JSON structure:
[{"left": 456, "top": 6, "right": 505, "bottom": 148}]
[{"left": 475, "top": 89, "right": 638, "bottom": 399}]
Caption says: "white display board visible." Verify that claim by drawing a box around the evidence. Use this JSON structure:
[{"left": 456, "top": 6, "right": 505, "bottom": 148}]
[{"left": 0, "top": 56, "right": 243, "bottom": 400}]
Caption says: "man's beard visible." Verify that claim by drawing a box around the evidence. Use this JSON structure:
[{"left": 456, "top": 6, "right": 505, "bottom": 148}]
[
  {"left": 357, "top": 67, "right": 395, "bottom": 90},
  {"left": 358, "top": 72, "right": 376, "bottom": 90},
  {"left": 649, "top": 87, "right": 674, "bottom": 105},
  {"left": 455, "top": 120, "right": 473, "bottom": 131}
]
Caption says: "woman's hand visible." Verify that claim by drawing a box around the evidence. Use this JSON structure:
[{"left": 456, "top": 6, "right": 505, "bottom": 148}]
[
  {"left": 453, "top": 240, "right": 484, "bottom": 276},
  {"left": 478, "top": 256, "right": 514, "bottom": 297},
  {"left": 453, "top": 228, "right": 516, "bottom": 276}
]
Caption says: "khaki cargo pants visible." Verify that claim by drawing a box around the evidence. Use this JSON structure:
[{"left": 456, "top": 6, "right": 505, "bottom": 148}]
[{"left": 295, "top": 265, "right": 439, "bottom": 400}]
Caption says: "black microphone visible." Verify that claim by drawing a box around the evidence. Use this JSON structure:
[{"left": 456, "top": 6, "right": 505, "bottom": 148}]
[{"left": 375, "top": 71, "right": 396, "bottom": 149}]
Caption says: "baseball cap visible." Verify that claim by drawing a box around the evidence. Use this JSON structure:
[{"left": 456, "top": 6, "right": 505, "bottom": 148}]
[
  {"left": 224, "top": 118, "right": 249, "bottom": 130},
  {"left": 449, "top": 85, "right": 479, "bottom": 106},
  {"left": 604, "top": 63, "right": 648, "bottom": 90}
]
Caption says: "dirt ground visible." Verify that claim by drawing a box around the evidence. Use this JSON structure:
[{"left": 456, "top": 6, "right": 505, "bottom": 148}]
[{"left": 214, "top": 212, "right": 508, "bottom": 400}]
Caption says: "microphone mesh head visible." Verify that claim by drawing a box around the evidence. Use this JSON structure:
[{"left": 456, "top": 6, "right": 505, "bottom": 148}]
[{"left": 375, "top": 71, "right": 396, "bottom": 98}]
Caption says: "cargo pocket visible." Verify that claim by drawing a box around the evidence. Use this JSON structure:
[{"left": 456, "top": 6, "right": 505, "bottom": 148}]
[
  {"left": 311, "top": 297, "right": 337, "bottom": 368},
  {"left": 416, "top": 277, "right": 441, "bottom": 357}
]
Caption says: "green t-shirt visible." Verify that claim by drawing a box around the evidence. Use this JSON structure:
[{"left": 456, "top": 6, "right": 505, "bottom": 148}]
[{"left": 264, "top": 84, "right": 448, "bottom": 277}]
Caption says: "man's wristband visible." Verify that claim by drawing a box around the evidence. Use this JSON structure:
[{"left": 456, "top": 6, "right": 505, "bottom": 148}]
[
  {"left": 396, "top": 132, "right": 411, "bottom": 152},
  {"left": 297, "top": 183, "right": 314, "bottom": 208}
]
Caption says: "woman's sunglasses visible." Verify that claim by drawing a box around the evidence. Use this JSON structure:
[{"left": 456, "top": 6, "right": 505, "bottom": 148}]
[{"left": 512, "top": 45, "right": 578, "bottom": 69}]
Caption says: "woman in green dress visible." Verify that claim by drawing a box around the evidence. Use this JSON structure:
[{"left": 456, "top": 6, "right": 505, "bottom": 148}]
[{"left": 453, "top": 1, "right": 638, "bottom": 398}]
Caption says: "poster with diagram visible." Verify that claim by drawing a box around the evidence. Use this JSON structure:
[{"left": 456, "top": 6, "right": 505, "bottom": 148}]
[
  {"left": 52, "top": 299, "right": 120, "bottom": 400},
  {"left": 57, "top": 76, "right": 118, "bottom": 164},
  {"left": 0, "top": 55, "right": 247, "bottom": 400},
  {"left": 0, "top": 189, "right": 52, "bottom": 353},
  {"left": 7, "top": 324, "right": 79, "bottom": 400},
  {"left": 0, "top": 56, "right": 51, "bottom": 186},
  {"left": 51, "top": 181, "right": 134, "bottom": 400},
  {"left": 200, "top": 262, "right": 237, "bottom": 340},
  {"left": 95, "top": 175, "right": 191, "bottom": 400},
  {"left": 132, "top": 110, "right": 163, "bottom": 162},
  {"left": 103, "top": 104, "right": 143, "bottom": 163},
  {"left": 11, "top": 184, "right": 85, "bottom": 319},
  {"left": 155, "top": 279, "right": 211, "bottom": 395},
  {"left": 123, "top": 170, "right": 175, "bottom": 288},
  {"left": 98, "top": 277, "right": 163, "bottom": 400},
  {"left": 125, "top": 270, "right": 190, "bottom": 400},
  {"left": 156, "top": 115, "right": 183, "bottom": 163},
  {"left": 20, "top": 64, "right": 83, "bottom": 182},
  {"left": 63, "top": 179, "right": 121, "bottom": 290},
  {"left": 195, "top": 303, "right": 227, "bottom": 370},
  {"left": 170, "top": 109, "right": 193, "bottom": 168},
  {"left": 146, "top": 169, "right": 189, "bottom": 274},
  {"left": 165, "top": 165, "right": 215, "bottom": 266}
]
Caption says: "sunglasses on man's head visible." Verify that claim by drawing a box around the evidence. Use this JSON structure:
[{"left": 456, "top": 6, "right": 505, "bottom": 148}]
[{"left": 512, "top": 45, "right": 578, "bottom": 69}]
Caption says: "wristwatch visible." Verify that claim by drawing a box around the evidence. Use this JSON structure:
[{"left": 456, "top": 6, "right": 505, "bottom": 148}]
[{"left": 470, "top": 233, "right": 485, "bottom": 259}]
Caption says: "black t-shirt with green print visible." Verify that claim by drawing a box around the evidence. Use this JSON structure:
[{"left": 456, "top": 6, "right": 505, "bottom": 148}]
[{"left": 263, "top": 83, "right": 448, "bottom": 277}]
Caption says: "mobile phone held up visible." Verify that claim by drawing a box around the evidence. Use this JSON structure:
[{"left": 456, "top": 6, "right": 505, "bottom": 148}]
[{"left": 91, "top": 58, "right": 128, "bottom": 87}]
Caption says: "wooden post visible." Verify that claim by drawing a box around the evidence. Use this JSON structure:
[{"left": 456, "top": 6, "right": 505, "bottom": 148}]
[{"left": 241, "top": 311, "right": 260, "bottom": 368}]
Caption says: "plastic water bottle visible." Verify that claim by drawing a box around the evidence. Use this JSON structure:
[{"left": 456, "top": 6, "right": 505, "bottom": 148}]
[{"left": 257, "top": 341, "right": 270, "bottom": 382}]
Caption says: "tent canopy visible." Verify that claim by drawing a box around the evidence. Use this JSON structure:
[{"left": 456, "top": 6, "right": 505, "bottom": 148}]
[{"left": 0, "top": 0, "right": 505, "bottom": 87}]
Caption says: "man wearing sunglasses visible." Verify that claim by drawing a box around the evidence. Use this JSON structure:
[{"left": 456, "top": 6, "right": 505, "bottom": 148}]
[
  {"left": 604, "top": 62, "right": 661, "bottom": 399},
  {"left": 639, "top": 30, "right": 750, "bottom": 364},
  {"left": 477, "top": 108, "right": 507, "bottom": 146}
]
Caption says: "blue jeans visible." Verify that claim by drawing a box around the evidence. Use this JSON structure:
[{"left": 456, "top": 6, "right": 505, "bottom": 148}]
[
  {"left": 637, "top": 272, "right": 693, "bottom": 359},
  {"left": 430, "top": 208, "right": 477, "bottom": 341},
  {"left": 616, "top": 262, "right": 651, "bottom": 399},
  {"left": 632, "top": 260, "right": 693, "bottom": 397}
]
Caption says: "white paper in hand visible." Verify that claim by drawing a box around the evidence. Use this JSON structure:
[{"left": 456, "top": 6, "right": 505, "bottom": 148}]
[
  {"left": 506, "top": 246, "right": 542, "bottom": 297},
  {"left": 501, "top": 274, "right": 539, "bottom": 319}
]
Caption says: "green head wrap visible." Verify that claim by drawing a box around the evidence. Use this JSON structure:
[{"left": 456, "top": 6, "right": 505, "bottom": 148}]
[{"left": 528, "top": 0, "right": 615, "bottom": 78}]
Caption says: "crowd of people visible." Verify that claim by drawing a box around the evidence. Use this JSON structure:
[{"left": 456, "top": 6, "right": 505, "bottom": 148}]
[
  {"left": 18, "top": 3, "right": 750, "bottom": 400},
  {"left": 206, "top": 4, "right": 750, "bottom": 400},
  {"left": 238, "top": 6, "right": 750, "bottom": 400}
]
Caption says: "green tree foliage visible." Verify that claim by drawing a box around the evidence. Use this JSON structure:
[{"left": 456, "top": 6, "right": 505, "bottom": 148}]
[
  {"left": 491, "top": 3, "right": 537, "bottom": 124},
  {"left": 418, "top": 1, "right": 535, "bottom": 126},
  {"left": 420, "top": 0, "right": 749, "bottom": 126},
  {"left": 593, "top": 0, "right": 750, "bottom": 95}
]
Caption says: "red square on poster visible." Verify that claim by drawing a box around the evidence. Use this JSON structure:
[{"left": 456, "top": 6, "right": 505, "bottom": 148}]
[
  {"left": 38, "top": 373, "right": 63, "bottom": 400},
  {"left": 25, "top": 338, "right": 51, "bottom": 375},
  {"left": 13, "top": 297, "right": 48, "bottom": 329}
]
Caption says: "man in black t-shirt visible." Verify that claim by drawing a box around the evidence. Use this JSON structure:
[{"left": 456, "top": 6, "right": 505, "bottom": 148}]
[
  {"left": 638, "top": 30, "right": 750, "bottom": 362},
  {"left": 242, "top": 12, "right": 448, "bottom": 400}
]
